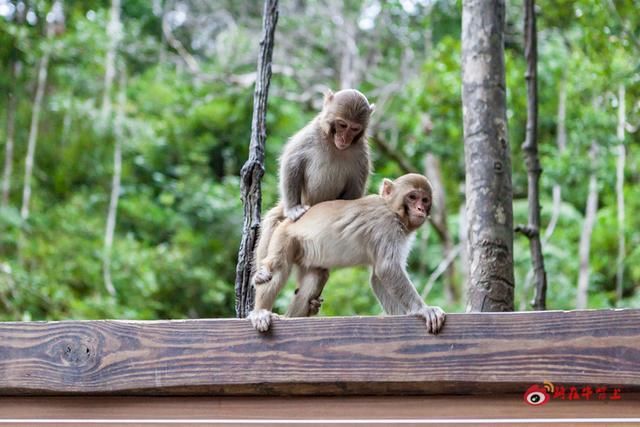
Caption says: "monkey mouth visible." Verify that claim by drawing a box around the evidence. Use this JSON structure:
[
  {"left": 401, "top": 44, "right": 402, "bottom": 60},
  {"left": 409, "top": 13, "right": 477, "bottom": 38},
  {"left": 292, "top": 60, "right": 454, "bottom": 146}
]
[
  {"left": 334, "top": 138, "right": 350, "bottom": 150},
  {"left": 411, "top": 213, "right": 426, "bottom": 225}
]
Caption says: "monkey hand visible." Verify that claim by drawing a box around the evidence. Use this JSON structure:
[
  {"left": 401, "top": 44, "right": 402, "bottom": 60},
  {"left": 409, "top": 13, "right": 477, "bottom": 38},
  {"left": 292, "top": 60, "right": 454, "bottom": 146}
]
[
  {"left": 308, "top": 297, "right": 324, "bottom": 316},
  {"left": 248, "top": 309, "right": 276, "bottom": 332},
  {"left": 284, "top": 204, "right": 310, "bottom": 221},
  {"left": 414, "top": 306, "right": 446, "bottom": 334}
]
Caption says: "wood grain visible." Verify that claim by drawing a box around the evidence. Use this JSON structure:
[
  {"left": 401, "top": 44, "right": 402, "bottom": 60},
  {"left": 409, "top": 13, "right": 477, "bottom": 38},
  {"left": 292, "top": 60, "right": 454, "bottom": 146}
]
[{"left": 0, "top": 309, "right": 638, "bottom": 395}]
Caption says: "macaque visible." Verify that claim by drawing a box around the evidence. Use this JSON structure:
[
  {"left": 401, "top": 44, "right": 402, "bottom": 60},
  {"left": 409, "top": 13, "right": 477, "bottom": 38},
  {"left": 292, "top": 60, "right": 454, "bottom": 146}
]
[
  {"left": 254, "top": 89, "right": 374, "bottom": 315},
  {"left": 249, "top": 173, "right": 446, "bottom": 334}
]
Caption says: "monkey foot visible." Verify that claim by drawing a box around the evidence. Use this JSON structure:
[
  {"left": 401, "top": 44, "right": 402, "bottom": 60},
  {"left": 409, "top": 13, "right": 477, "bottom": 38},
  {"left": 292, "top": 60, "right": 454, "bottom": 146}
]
[
  {"left": 415, "top": 306, "right": 446, "bottom": 334},
  {"left": 248, "top": 309, "right": 274, "bottom": 332},
  {"left": 253, "top": 267, "right": 273, "bottom": 285},
  {"left": 284, "top": 204, "right": 310, "bottom": 221},
  {"left": 308, "top": 297, "right": 324, "bottom": 316}
]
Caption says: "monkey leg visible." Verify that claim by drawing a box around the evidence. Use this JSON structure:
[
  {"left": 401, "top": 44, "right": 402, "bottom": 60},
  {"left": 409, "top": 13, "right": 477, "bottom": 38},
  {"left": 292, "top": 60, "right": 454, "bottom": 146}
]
[
  {"left": 285, "top": 267, "right": 329, "bottom": 317},
  {"left": 249, "top": 226, "right": 296, "bottom": 332},
  {"left": 254, "top": 203, "right": 285, "bottom": 270}
]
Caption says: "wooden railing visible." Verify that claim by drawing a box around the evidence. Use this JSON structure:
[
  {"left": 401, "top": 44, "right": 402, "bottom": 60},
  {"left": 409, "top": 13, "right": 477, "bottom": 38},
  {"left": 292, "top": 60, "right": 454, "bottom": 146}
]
[{"left": 1, "top": 309, "right": 638, "bottom": 396}]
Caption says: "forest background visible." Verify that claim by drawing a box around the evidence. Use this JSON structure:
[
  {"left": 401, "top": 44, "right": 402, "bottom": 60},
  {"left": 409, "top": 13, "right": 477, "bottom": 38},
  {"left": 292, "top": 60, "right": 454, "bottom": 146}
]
[{"left": 0, "top": 0, "right": 638, "bottom": 321}]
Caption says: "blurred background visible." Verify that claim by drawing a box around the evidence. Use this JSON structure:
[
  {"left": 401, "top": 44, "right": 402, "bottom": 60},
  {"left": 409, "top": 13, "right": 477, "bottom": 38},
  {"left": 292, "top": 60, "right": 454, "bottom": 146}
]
[{"left": 0, "top": 0, "right": 638, "bottom": 320}]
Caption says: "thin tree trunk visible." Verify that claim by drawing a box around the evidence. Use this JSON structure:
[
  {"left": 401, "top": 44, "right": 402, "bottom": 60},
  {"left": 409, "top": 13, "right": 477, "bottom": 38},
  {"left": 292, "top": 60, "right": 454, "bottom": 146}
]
[
  {"left": 20, "top": 1, "right": 65, "bottom": 221},
  {"left": 543, "top": 75, "right": 567, "bottom": 244},
  {"left": 458, "top": 191, "right": 469, "bottom": 289},
  {"left": 615, "top": 84, "right": 626, "bottom": 304},
  {"left": 100, "top": 0, "right": 121, "bottom": 123},
  {"left": 20, "top": 47, "right": 50, "bottom": 221},
  {"left": 424, "top": 153, "right": 458, "bottom": 303},
  {"left": 516, "top": 0, "right": 547, "bottom": 310},
  {"left": 462, "top": 0, "right": 515, "bottom": 312},
  {"left": 234, "top": 0, "right": 279, "bottom": 318},
  {"left": 339, "top": 15, "right": 357, "bottom": 89},
  {"left": 101, "top": 0, "right": 123, "bottom": 296},
  {"left": 1, "top": 60, "right": 20, "bottom": 208},
  {"left": 576, "top": 144, "right": 599, "bottom": 309},
  {"left": 103, "top": 68, "right": 126, "bottom": 297}
]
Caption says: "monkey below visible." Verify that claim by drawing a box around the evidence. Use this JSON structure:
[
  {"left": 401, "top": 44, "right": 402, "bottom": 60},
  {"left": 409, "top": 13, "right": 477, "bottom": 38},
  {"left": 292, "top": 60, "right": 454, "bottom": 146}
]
[{"left": 249, "top": 173, "right": 446, "bottom": 334}]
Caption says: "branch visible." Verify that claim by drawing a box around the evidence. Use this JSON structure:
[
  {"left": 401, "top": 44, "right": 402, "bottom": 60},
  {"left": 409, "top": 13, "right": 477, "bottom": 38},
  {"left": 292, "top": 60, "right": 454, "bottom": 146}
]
[{"left": 234, "top": 0, "right": 279, "bottom": 318}]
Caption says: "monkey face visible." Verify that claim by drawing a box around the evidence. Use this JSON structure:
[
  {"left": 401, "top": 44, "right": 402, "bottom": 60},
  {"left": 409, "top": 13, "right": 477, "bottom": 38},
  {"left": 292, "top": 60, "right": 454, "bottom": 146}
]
[
  {"left": 333, "top": 118, "right": 363, "bottom": 150},
  {"left": 404, "top": 189, "right": 431, "bottom": 229}
]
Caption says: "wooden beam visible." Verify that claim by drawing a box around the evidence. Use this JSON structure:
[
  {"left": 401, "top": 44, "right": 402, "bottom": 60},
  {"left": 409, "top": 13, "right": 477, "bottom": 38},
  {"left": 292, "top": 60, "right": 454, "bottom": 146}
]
[
  {"left": 0, "top": 309, "right": 638, "bottom": 396},
  {"left": 1, "top": 395, "right": 640, "bottom": 425}
]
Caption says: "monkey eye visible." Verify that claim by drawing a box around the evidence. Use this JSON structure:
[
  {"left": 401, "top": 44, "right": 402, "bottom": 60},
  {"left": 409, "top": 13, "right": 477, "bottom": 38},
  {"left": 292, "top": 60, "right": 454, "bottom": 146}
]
[
  {"left": 422, "top": 198, "right": 430, "bottom": 204},
  {"left": 336, "top": 120, "right": 348, "bottom": 129},
  {"left": 351, "top": 125, "right": 362, "bottom": 132},
  {"left": 408, "top": 194, "right": 417, "bottom": 201}
]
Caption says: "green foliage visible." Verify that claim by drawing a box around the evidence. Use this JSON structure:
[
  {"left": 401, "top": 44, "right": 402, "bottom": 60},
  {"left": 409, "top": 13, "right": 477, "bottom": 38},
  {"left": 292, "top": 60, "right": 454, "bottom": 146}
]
[{"left": 0, "top": 0, "right": 638, "bottom": 322}]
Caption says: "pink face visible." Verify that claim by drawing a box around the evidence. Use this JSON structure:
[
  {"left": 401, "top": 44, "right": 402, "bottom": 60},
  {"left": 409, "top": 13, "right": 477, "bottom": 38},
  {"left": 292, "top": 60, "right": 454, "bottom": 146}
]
[
  {"left": 334, "top": 118, "right": 363, "bottom": 150},
  {"left": 405, "top": 189, "right": 431, "bottom": 228}
]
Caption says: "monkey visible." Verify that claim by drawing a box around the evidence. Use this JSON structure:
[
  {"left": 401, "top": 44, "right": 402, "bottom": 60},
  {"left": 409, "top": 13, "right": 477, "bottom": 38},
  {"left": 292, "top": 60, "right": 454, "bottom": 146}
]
[
  {"left": 248, "top": 173, "right": 446, "bottom": 334},
  {"left": 254, "top": 89, "right": 374, "bottom": 316}
]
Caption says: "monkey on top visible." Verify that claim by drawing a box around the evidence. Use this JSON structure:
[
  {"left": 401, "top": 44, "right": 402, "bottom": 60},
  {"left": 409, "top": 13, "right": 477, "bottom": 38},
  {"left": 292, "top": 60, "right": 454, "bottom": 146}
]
[{"left": 254, "top": 89, "right": 374, "bottom": 317}]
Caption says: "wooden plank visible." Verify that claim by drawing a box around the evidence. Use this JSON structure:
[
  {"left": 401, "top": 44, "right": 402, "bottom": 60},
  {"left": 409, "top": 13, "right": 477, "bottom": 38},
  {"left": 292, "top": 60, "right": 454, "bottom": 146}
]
[
  {"left": 0, "top": 395, "right": 639, "bottom": 426},
  {"left": 0, "top": 309, "right": 638, "bottom": 395}
]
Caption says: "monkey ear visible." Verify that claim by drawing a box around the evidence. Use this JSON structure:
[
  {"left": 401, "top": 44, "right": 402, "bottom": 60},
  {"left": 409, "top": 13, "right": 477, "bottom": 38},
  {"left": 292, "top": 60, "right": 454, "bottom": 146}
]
[
  {"left": 369, "top": 103, "right": 376, "bottom": 116},
  {"left": 324, "top": 89, "right": 335, "bottom": 105},
  {"left": 380, "top": 178, "right": 394, "bottom": 197}
]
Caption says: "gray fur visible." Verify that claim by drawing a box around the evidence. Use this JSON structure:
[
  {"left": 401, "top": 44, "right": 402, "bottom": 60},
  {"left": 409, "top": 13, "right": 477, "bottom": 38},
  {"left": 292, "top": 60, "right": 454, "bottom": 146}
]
[{"left": 253, "top": 89, "right": 373, "bottom": 313}]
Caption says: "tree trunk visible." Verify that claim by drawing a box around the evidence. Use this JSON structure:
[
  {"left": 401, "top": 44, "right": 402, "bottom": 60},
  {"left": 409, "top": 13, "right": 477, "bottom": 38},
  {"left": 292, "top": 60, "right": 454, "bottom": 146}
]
[
  {"left": 234, "top": 0, "right": 279, "bottom": 318},
  {"left": 576, "top": 144, "right": 599, "bottom": 309},
  {"left": 458, "top": 191, "right": 469, "bottom": 289},
  {"left": 1, "top": 60, "right": 20, "bottom": 209},
  {"left": 20, "top": 47, "right": 50, "bottom": 221},
  {"left": 543, "top": 74, "right": 567, "bottom": 244},
  {"left": 462, "top": 0, "right": 515, "bottom": 312},
  {"left": 100, "top": 0, "right": 121, "bottom": 123},
  {"left": 517, "top": 0, "right": 548, "bottom": 310},
  {"left": 20, "top": 0, "right": 64, "bottom": 221},
  {"left": 424, "top": 153, "right": 458, "bottom": 303},
  {"left": 103, "top": 68, "right": 126, "bottom": 297},
  {"left": 615, "top": 84, "right": 626, "bottom": 304},
  {"left": 339, "top": 14, "right": 357, "bottom": 89}
]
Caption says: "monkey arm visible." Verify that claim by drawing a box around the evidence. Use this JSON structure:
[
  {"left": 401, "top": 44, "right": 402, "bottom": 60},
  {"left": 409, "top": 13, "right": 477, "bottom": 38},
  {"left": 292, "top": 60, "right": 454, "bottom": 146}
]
[
  {"left": 371, "top": 263, "right": 445, "bottom": 334},
  {"left": 279, "top": 151, "right": 308, "bottom": 219},
  {"left": 339, "top": 153, "right": 370, "bottom": 200},
  {"left": 371, "top": 259, "right": 426, "bottom": 315}
]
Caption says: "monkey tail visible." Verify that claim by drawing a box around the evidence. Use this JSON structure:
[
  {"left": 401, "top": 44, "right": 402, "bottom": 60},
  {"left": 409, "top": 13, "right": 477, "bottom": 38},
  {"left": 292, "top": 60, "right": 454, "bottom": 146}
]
[{"left": 254, "top": 203, "right": 285, "bottom": 273}]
